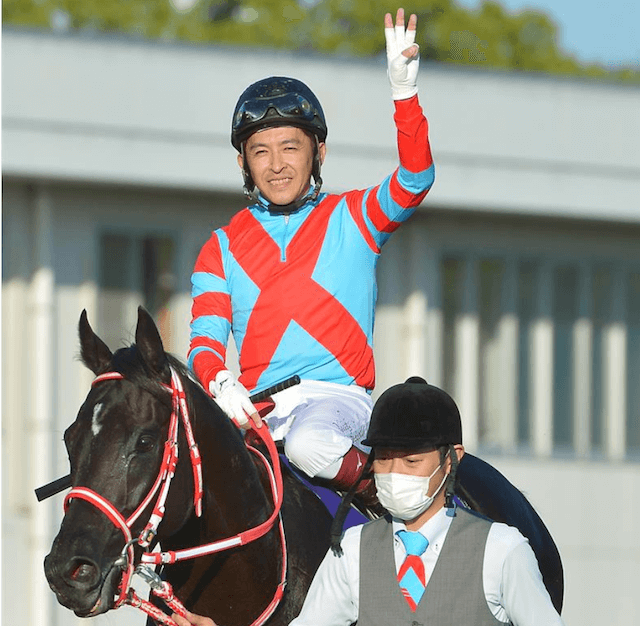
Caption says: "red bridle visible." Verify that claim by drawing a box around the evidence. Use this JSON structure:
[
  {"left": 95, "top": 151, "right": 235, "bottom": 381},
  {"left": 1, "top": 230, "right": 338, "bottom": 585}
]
[{"left": 63, "top": 366, "right": 287, "bottom": 626}]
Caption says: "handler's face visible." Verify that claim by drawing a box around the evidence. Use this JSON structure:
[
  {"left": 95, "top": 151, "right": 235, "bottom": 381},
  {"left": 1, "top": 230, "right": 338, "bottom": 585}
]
[
  {"left": 373, "top": 448, "right": 443, "bottom": 478},
  {"left": 240, "top": 126, "right": 325, "bottom": 206}
]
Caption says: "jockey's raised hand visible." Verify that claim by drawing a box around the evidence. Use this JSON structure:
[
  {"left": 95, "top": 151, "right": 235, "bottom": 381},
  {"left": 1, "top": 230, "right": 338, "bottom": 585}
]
[
  {"left": 209, "top": 370, "right": 262, "bottom": 429},
  {"left": 385, "top": 8, "right": 420, "bottom": 100}
]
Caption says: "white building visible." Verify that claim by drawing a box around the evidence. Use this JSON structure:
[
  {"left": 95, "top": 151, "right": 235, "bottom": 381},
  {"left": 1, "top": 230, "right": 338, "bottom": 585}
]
[{"left": 3, "top": 28, "right": 640, "bottom": 626}]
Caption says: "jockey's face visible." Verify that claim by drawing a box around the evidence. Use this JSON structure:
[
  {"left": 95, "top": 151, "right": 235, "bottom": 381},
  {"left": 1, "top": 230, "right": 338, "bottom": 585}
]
[{"left": 239, "top": 126, "right": 326, "bottom": 206}]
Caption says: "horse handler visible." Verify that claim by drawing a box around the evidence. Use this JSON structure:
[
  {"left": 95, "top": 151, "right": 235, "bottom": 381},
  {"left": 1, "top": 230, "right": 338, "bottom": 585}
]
[
  {"left": 173, "top": 377, "right": 565, "bottom": 626},
  {"left": 187, "top": 7, "right": 434, "bottom": 513}
]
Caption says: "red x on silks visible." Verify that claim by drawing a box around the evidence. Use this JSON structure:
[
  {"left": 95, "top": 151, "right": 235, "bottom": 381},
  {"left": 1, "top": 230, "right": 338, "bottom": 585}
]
[{"left": 227, "top": 195, "right": 375, "bottom": 392}]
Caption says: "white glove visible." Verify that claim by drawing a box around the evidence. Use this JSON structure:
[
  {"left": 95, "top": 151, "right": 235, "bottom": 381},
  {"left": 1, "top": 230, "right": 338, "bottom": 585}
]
[
  {"left": 385, "top": 10, "right": 420, "bottom": 100},
  {"left": 209, "top": 370, "right": 260, "bottom": 428}
]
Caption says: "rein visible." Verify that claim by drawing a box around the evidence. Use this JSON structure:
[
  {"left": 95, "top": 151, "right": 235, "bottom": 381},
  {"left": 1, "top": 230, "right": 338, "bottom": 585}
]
[{"left": 63, "top": 366, "right": 287, "bottom": 626}]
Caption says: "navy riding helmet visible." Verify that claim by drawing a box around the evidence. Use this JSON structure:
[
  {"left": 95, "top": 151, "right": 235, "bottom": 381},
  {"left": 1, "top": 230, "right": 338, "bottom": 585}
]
[{"left": 231, "top": 76, "right": 328, "bottom": 152}]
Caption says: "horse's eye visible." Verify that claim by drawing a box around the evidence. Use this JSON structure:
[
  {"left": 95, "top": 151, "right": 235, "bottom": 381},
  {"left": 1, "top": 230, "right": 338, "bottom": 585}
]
[{"left": 136, "top": 434, "right": 156, "bottom": 453}]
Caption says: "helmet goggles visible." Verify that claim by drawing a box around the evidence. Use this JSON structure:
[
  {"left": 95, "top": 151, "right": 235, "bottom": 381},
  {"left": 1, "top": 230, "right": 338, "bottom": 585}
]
[
  {"left": 231, "top": 76, "right": 327, "bottom": 152},
  {"left": 233, "top": 92, "right": 316, "bottom": 134}
]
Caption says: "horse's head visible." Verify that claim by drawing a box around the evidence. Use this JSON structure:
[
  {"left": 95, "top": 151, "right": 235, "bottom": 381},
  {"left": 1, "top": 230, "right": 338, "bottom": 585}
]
[{"left": 44, "top": 307, "right": 195, "bottom": 616}]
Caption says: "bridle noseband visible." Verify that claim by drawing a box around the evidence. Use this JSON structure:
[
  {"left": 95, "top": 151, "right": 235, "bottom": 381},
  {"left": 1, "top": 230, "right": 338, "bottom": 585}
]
[{"left": 64, "top": 366, "right": 287, "bottom": 626}]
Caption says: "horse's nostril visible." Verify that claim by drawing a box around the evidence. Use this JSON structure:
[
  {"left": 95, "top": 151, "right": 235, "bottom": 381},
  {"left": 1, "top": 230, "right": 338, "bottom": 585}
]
[
  {"left": 65, "top": 558, "right": 100, "bottom": 588},
  {"left": 70, "top": 563, "right": 93, "bottom": 582}
]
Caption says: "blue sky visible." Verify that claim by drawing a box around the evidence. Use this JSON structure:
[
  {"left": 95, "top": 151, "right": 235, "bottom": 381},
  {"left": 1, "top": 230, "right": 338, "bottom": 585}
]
[{"left": 456, "top": 0, "right": 640, "bottom": 67}]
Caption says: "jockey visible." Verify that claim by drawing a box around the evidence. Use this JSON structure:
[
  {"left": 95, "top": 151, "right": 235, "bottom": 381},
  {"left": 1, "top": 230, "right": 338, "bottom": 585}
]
[{"left": 188, "top": 8, "right": 435, "bottom": 511}]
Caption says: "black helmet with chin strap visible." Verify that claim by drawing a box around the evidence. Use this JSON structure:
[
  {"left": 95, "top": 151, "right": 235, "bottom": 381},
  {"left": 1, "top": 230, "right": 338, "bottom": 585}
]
[
  {"left": 231, "top": 76, "right": 327, "bottom": 151},
  {"left": 362, "top": 376, "right": 462, "bottom": 449},
  {"left": 231, "top": 76, "right": 328, "bottom": 211},
  {"left": 330, "top": 377, "right": 463, "bottom": 555},
  {"left": 364, "top": 376, "right": 462, "bottom": 512}
]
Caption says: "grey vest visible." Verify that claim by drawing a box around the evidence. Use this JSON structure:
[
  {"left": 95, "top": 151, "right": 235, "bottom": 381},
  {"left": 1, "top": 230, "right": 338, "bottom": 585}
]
[{"left": 358, "top": 507, "right": 510, "bottom": 626}]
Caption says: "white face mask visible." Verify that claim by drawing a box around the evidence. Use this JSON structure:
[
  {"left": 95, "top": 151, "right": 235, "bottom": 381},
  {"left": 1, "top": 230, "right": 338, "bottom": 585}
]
[{"left": 374, "top": 461, "right": 448, "bottom": 521}]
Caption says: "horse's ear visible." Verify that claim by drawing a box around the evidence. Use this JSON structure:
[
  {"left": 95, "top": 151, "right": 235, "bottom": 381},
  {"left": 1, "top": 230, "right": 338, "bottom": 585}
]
[
  {"left": 79, "top": 309, "right": 113, "bottom": 374},
  {"left": 135, "top": 306, "right": 167, "bottom": 375}
]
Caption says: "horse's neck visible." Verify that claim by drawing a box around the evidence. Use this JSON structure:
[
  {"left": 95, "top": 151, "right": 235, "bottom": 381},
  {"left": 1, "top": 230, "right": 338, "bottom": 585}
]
[
  {"left": 187, "top": 380, "right": 273, "bottom": 533},
  {"left": 160, "top": 379, "right": 283, "bottom": 622}
]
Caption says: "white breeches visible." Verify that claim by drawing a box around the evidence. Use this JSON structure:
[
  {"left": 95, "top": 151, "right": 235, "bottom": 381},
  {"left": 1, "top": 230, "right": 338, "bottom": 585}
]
[{"left": 264, "top": 380, "right": 373, "bottom": 479}]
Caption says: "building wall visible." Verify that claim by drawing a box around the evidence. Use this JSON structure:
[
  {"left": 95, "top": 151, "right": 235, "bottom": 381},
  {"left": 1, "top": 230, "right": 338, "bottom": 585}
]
[
  {"left": 2, "top": 179, "right": 246, "bottom": 626},
  {"left": 3, "top": 29, "right": 640, "bottom": 626},
  {"left": 484, "top": 455, "right": 640, "bottom": 626},
  {"left": 4, "top": 28, "right": 640, "bottom": 221}
]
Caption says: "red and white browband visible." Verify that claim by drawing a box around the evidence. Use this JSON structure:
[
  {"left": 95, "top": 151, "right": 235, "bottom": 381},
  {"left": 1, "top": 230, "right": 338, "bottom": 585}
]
[{"left": 64, "top": 366, "right": 286, "bottom": 626}]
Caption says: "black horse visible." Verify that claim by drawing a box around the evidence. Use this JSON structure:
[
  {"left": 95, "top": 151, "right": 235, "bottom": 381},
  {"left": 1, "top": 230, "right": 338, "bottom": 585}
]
[
  {"left": 44, "top": 307, "right": 563, "bottom": 623},
  {"left": 456, "top": 454, "right": 563, "bottom": 613},
  {"left": 44, "top": 308, "right": 333, "bottom": 625}
]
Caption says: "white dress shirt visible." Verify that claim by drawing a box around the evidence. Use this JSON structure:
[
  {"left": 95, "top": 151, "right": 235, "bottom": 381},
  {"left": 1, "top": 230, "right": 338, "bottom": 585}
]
[{"left": 290, "top": 506, "right": 565, "bottom": 626}]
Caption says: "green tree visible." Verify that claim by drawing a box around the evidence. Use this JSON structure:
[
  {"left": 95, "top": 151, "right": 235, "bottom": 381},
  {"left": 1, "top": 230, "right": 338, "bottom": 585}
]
[{"left": 3, "top": 0, "right": 639, "bottom": 83}]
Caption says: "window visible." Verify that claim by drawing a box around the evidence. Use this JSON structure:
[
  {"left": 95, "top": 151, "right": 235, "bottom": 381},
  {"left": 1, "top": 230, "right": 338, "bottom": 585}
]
[
  {"left": 442, "top": 257, "right": 464, "bottom": 397},
  {"left": 516, "top": 260, "right": 537, "bottom": 448},
  {"left": 99, "top": 233, "right": 176, "bottom": 351},
  {"left": 478, "top": 259, "right": 506, "bottom": 447},
  {"left": 591, "top": 266, "right": 613, "bottom": 453},
  {"left": 553, "top": 265, "right": 578, "bottom": 450},
  {"left": 439, "top": 252, "right": 640, "bottom": 460},
  {"left": 628, "top": 270, "right": 640, "bottom": 456}
]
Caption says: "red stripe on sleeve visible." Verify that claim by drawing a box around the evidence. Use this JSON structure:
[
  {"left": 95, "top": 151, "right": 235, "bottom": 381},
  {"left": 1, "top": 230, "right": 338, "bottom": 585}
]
[
  {"left": 191, "top": 350, "right": 226, "bottom": 390},
  {"left": 389, "top": 171, "right": 430, "bottom": 208},
  {"left": 191, "top": 292, "right": 232, "bottom": 323},
  {"left": 189, "top": 336, "right": 227, "bottom": 358},
  {"left": 366, "top": 186, "right": 401, "bottom": 234},
  {"left": 194, "top": 233, "right": 225, "bottom": 277},
  {"left": 345, "top": 190, "right": 380, "bottom": 253}
]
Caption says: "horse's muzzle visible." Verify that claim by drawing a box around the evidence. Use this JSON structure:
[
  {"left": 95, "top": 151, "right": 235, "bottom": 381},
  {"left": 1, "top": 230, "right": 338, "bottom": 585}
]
[{"left": 44, "top": 549, "right": 120, "bottom": 616}]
